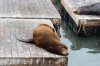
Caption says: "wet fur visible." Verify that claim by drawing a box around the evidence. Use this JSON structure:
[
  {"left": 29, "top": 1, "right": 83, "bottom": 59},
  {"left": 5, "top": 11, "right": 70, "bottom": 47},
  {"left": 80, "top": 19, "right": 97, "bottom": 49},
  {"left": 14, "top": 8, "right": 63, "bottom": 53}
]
[
  {"left": 74, "top": 3, "right": 100, "bottom": 15},
  {"left": 17, "top": 24, "right": 68, "bottom": 56}
]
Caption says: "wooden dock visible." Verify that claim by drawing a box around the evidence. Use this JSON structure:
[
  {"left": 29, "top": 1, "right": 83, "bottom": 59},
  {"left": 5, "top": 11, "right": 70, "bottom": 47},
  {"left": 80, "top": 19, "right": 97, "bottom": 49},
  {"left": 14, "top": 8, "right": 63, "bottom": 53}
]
[
  {"left": 0, "top": 0, "right": 61, "bottom": 24},
  {"left": 0, "top": 0, "right": 67, "bottom": 66},
  {"left": 0, "top": 19, "right": 67, "bottom": 66},
  {"left": 61, "top": 0, "right": 100, "bottom": 36}
]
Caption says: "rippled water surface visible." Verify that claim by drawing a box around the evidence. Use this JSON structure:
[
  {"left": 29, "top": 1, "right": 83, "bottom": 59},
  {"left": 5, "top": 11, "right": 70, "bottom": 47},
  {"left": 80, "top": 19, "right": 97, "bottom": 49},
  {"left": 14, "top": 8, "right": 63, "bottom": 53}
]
[{"left": 60, "top": 20, "right": 100, "bottom": 66}]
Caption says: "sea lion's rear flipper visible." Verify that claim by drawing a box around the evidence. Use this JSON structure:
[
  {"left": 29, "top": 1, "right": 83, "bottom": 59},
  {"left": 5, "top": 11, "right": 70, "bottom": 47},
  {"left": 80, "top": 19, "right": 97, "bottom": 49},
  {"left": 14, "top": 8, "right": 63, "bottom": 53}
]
[{"left": 16, "top": 37, "right": 34, "bottom": 44}]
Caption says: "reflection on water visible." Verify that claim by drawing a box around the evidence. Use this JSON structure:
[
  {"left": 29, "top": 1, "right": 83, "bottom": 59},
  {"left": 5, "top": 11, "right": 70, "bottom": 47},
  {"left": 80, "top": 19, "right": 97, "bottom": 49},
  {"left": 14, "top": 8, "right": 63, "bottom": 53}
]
[{"left": 60, "top": 20, "right": 100, "bottom": 66}]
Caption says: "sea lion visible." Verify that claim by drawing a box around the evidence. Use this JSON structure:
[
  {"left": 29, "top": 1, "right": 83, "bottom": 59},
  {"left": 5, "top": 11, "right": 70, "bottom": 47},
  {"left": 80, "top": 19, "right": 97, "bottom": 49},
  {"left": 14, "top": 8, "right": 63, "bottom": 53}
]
[
  {"left": 17, "top": 24, "right": 68, "bottom": 56},
  {"left": 74, "top": 3, "right": 100, "bottom": 15}
]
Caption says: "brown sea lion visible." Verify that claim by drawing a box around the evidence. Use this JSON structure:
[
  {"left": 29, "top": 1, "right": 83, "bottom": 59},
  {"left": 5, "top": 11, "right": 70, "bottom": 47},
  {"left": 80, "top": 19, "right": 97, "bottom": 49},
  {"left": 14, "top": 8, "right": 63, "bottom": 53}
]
[
  {"left": 74, "top": 3, "right": 100, "bottom": 15},
  {"left": 17, "top": 24, "right": 68, "bottom": 56}
]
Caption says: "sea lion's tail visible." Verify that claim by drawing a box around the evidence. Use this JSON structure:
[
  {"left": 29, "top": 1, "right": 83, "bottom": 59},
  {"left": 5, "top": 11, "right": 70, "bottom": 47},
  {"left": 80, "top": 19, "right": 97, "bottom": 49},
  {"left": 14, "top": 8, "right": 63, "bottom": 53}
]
[{"left": 16, "top": 37, "right": 34, "bottom": 44}]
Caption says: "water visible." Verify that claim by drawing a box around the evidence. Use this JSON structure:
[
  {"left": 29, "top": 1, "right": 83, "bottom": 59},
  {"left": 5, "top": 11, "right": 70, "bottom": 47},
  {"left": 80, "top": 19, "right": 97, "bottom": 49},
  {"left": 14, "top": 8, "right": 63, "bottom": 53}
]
[
  {"left": 52, "top": 0, "right": 100, "bottom": 66},
  {"left": 60, "top": 20, "right": 100, "bottom": 66}
]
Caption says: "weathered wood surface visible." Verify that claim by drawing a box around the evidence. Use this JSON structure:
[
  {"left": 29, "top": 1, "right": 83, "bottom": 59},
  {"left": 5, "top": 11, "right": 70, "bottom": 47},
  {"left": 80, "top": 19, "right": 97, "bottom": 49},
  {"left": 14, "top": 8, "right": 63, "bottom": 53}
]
[
  {"left": 62, "top": 0, "right": 100, "bottom": 8},
  {"left": 61, "top": 0, "right": 100, "bottom": 26},
  {"left": 0, "top": 19, "right": 67, "bottom": 66},
  {"left": 0, "top": 0, "right": 61, "bottom": 19}
]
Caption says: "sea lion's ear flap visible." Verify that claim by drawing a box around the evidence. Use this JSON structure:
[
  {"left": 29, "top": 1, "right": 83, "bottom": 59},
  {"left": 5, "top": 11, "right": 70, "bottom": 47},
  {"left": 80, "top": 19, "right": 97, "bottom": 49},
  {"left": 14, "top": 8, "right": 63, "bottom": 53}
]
[{"left": 52, "top": 27, "right": 56, "bottom": 33}]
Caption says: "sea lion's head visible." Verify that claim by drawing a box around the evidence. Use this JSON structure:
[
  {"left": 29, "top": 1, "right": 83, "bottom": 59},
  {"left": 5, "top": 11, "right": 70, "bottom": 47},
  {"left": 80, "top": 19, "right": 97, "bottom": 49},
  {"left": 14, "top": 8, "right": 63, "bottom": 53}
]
[
  {"left": 47, "top": 43, "right": 68, "bottom": 56},
  {"left": 56, "top": 44, "right": 68, "bottom": 56}
]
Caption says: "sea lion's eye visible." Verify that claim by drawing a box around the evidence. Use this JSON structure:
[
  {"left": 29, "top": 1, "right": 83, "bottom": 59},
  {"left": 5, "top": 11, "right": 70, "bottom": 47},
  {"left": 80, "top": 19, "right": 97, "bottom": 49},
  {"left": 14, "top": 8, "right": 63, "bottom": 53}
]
[
  {"left": 49, "top": 47, "right": 53, "bottom": 49},
  {"left": 58, "top": 46, "right": 62, "bottom": 48}
]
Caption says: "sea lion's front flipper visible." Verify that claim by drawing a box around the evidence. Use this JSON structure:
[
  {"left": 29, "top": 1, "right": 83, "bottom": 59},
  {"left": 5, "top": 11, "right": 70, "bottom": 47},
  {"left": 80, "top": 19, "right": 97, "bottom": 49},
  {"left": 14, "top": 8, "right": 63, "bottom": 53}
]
[{"left": 53, "top": 24, "right": 61, "bottom": 37}]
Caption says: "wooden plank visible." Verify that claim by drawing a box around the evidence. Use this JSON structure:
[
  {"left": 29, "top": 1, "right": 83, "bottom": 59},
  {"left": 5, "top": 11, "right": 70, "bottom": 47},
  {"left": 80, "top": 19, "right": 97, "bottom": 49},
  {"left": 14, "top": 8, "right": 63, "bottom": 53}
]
[
  {"left": 61, "top": 0, "right": 79, "bottom": 25},
  {"left": 63, "top": 0, "right": 100, "bottom": 9},
  {"left": 0, "top": 0, "right": 61, "bottom": 19},
  {"left": 0, "top": 21, "right": 6, "bottom": 58}
]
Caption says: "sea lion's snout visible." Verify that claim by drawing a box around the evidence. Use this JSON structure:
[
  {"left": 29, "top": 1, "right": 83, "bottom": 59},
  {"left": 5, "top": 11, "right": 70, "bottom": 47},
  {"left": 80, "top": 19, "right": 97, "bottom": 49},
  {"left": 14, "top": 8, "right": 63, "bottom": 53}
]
[
  {"left": 55, "top": 45, "right": 68, "bottom": 56},
  {"left": 61, "top": 47, "right": 68, "bottom": 56}
]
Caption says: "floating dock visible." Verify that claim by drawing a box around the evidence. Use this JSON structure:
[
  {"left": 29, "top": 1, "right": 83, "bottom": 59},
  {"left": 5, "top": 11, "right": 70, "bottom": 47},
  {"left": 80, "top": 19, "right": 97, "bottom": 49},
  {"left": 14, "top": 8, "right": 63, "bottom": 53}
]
[
  {"left": 0, "top": 0, "right": 67, "bottom": 66},
  {"left": 0, "top": 19, "right": 67, "bottom": 66},
  {"left": 61, "top": 0, "right": 100, "bottom": 36},
  {"left": 0, "top": 0, "right": 61, "bottom": 24}
]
